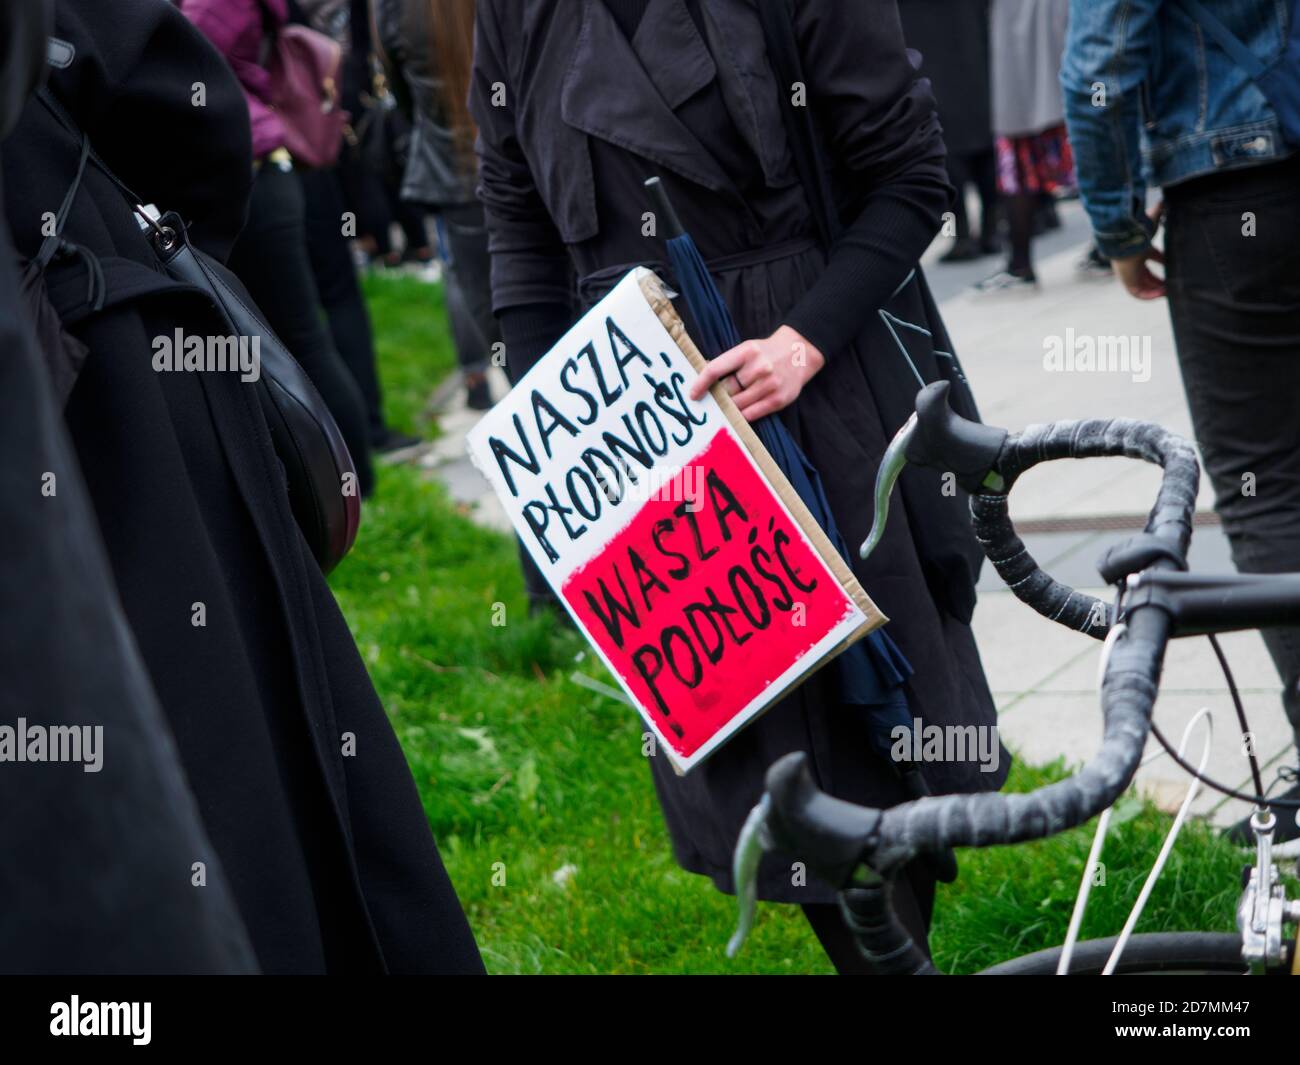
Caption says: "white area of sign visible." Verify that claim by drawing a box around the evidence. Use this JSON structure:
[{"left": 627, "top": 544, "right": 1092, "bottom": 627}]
[{"left": 468, "top": 270, "right": 724, "bottom": 580}]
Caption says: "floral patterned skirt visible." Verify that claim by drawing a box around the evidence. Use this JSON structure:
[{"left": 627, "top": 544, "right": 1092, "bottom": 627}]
[{"left": 996, "top": 123, "right": 1076, "bottom": 196}]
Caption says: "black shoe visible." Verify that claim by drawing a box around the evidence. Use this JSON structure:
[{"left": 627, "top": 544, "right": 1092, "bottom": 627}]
[
  {"left": 939, "top": 236, "right": 982, "bottom": 263},
  {"left": 465, "top": 374, "right": 493, "bottom": 411},
  {"left": 1226, "top": 770, "right": 1300, "bottom": 845},
  {"left": 373, "top": 429, "right": 423, "bottom": 455},
  {"left": 401, "top": 245, "right": 436, "bottom": 266},
  {"left": 1076, "top": 246, "right": 1112, "bottom": 280}
]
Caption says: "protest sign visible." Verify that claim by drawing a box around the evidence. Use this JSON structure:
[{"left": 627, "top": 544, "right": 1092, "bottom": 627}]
[{"left": 467, "top": 269, "right": 883, "bottom": 772}]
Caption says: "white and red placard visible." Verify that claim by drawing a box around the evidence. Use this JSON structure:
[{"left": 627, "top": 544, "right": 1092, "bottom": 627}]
[{"left": 467, "top": 269, "right": 880, "bottom": 773}]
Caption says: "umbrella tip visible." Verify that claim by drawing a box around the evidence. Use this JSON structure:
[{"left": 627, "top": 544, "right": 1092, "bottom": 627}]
[{"left": 644, "top": 175, "right": 685, "bottom": 239}]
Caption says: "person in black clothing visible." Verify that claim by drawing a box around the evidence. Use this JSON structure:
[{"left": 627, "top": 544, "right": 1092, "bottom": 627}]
[
  {"left": 471, "top": 0, "right": 1008, "bottom": 972},
  {"left": 302, "top": 166, "right": 421, "bottom": 455},
  {"left": 0, "top": 0, "right": 256, "bottom": 975},
  {"left": 182, "top": 0, "right": 376, "bottom": 496},
  {"left": 4, "top": 0, "right": 483, "bottom": 974},
  {"left": 297, "top": 0, "right": 422, "bottom": 454},
  {"left": 898, "top": 0, "right": 1001, "bottom": 263},
  {"left": 374, "top": 0, "right": 502, "bottom": 412}
]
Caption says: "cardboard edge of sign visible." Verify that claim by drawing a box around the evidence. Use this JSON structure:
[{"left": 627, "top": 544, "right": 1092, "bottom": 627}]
[{"left": 636, "top": 268, "right": 888, "bottom": 651}]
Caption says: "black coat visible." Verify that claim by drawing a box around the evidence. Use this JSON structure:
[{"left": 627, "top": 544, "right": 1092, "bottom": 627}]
[
  {"left": 2, "top": 0, "right": 483, "bottom": 974},
  {"left": 898, "top": 0, "right": 994, "bottom": 157},
  {"left": 0, "top": 0, "right": 255, "bottom": 975},
  {"left": 472, "top": 0, "right": 1009, "bottom": 904}
]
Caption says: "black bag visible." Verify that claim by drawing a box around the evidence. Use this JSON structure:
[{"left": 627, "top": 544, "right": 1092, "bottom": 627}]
[
  {"left": 754, "top": 0, "right": 976, "bottom": 414},
  {"left": 32, "top": 88, "right": 360, "bottom": 572},
  {"left": 150, "top": 214, "right": 361, "bottom": 571}
]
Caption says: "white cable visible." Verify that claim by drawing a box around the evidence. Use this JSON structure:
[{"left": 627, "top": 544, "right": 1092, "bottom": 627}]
[
  {"left": 1057, "top": 806, "right": 1113, "bottom": 974},
  {"left": 1057, "top": 622, "right": 1129, "bottom": 974},
  {"left": 1102, "top": 707, "right": 1215, "bottom": 975},
  {"left": 1094, "top": 620, "right": 1126, "bottom": 692}
]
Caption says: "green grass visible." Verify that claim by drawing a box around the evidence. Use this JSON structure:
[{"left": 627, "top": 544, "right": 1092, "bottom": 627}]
[
  {"left": 327, "top": 278, "right": 1274, "bottom": 974},
  {"left": 361, "top": 272, "right": 459, "bottom": 434}
]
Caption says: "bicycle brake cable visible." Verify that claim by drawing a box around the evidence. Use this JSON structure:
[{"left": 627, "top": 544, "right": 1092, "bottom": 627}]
[
  {"left": 1147, "top": 720, "right": 1300, "bottom": 810},
  {"left": 1110, "top": 589, "right": 1299, "bottom": 810},
  {"left": 1208, "top": 632, "right": 1267, "bottom": 799}
]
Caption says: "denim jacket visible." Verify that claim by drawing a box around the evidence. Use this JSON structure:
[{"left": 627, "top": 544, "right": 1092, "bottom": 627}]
[{"left": 1062, "top": 0, "right": 1296, "bottom": 258}]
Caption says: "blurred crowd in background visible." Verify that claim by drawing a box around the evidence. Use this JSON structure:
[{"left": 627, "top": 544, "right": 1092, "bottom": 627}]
[
  {"left": 173, "top": 0, "right": 1091, "bottom": 493},
  {"left": 179, "top": 0, "right": 501, "bottom": 501}
]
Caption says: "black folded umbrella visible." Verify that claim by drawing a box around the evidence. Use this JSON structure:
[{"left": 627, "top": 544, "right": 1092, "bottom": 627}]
[{"left": 645, "top": 177, "right": 912, "bottom": 752}]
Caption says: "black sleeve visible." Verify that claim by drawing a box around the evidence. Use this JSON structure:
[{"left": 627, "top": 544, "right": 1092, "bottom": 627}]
[
  {"left": 371, "top": 0, "right": 413, "bottom": 119},
  {"left": 499, "top": 301, "right": 573, "bottom": 385},
  {"left": 780, "top": 0, "right": 954, "bottom": 358},
  {"left": 469, "top": 0, "right": 574, "bottom": 313}
]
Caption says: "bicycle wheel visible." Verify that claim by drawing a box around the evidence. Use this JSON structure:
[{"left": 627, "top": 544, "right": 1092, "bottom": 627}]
[{"left": 978, "top": 933, "right": 1251, "bottom": 975}]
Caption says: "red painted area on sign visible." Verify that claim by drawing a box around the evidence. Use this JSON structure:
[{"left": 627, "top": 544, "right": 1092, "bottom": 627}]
[{"left": 561, "top": 431, "right": 855, "bottom": 760}]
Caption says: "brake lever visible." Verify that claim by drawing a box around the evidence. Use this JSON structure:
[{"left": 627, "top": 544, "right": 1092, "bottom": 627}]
[
  {"left": 726, "top": 794, "right": 772, "bottom": 958},
  {"left": 727, "top": 753, "right": 885, "bottom": 957},
  {"left": 860, "top": 382, "right": 1009, "bottom": 563},
  {"left": 860, "top": 411, "right": 918, "bottom": 563}
]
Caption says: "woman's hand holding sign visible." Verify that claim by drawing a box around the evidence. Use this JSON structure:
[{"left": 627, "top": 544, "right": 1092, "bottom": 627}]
[{"left": 690, "top": 325, "right": 825, "bottom": 422}]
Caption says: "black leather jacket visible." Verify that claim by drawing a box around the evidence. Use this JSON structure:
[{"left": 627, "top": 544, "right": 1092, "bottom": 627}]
[{"left": 372, "top": 0, "right": 475, "bottom": 206}]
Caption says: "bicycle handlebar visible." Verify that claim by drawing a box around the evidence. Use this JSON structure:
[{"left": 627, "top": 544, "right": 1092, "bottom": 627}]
[
  {"left": 867, "top": 383, "right": 1200, "bottom": 637},
  {"left": 728, "top": 384, "right": 1203, "bottom": 961},
  {"left": 826, "top": 388, "right": 1198, "bottom": 868},
  {"left": 972, "top": 415, "right": 1198, "bottom": 637}
]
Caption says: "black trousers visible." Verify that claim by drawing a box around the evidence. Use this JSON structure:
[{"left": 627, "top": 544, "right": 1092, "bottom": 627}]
[
  {"left": 1165, "top": 155, "right": 1300, "bottom": 748},
  {"left": 229, "top": 164, "right": 374, "bottom": 495},
  {"left": 802, "top": 860, "right": 935, "bottom": 974},
  {"left": 336, "top": 140, "right": 428, "bottom": 258},
  {"left": 436, "top": 201, "right": 501, "bottom": 374},
  {"left": 946, "top": 147, "right": 998, "bottom": 241},
  {"left": 301, "top": 166, "right": 389, "bottom": 446}
]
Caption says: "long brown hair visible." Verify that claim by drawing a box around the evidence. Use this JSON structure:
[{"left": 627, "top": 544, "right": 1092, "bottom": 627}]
[{"left": 429, "top": 0, "right": 478, "bottom": 166}]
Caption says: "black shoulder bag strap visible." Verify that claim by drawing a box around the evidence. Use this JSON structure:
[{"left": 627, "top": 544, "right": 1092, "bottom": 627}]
[
  {"left": 756, "top": 0, "right": 842, "bottom": 251},
  {"left": 32, "top": 86, "right": 360, "bottom": 572}
]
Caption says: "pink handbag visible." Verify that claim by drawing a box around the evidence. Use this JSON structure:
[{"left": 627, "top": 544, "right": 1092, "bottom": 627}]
[{"left": 267, "top": 23, "right": 349, "bottom": 169}]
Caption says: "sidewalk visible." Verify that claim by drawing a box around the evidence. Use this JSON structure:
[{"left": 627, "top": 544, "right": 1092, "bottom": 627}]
[{"left": 419, "top": 214, "right": 1295, "bottom": 831}]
